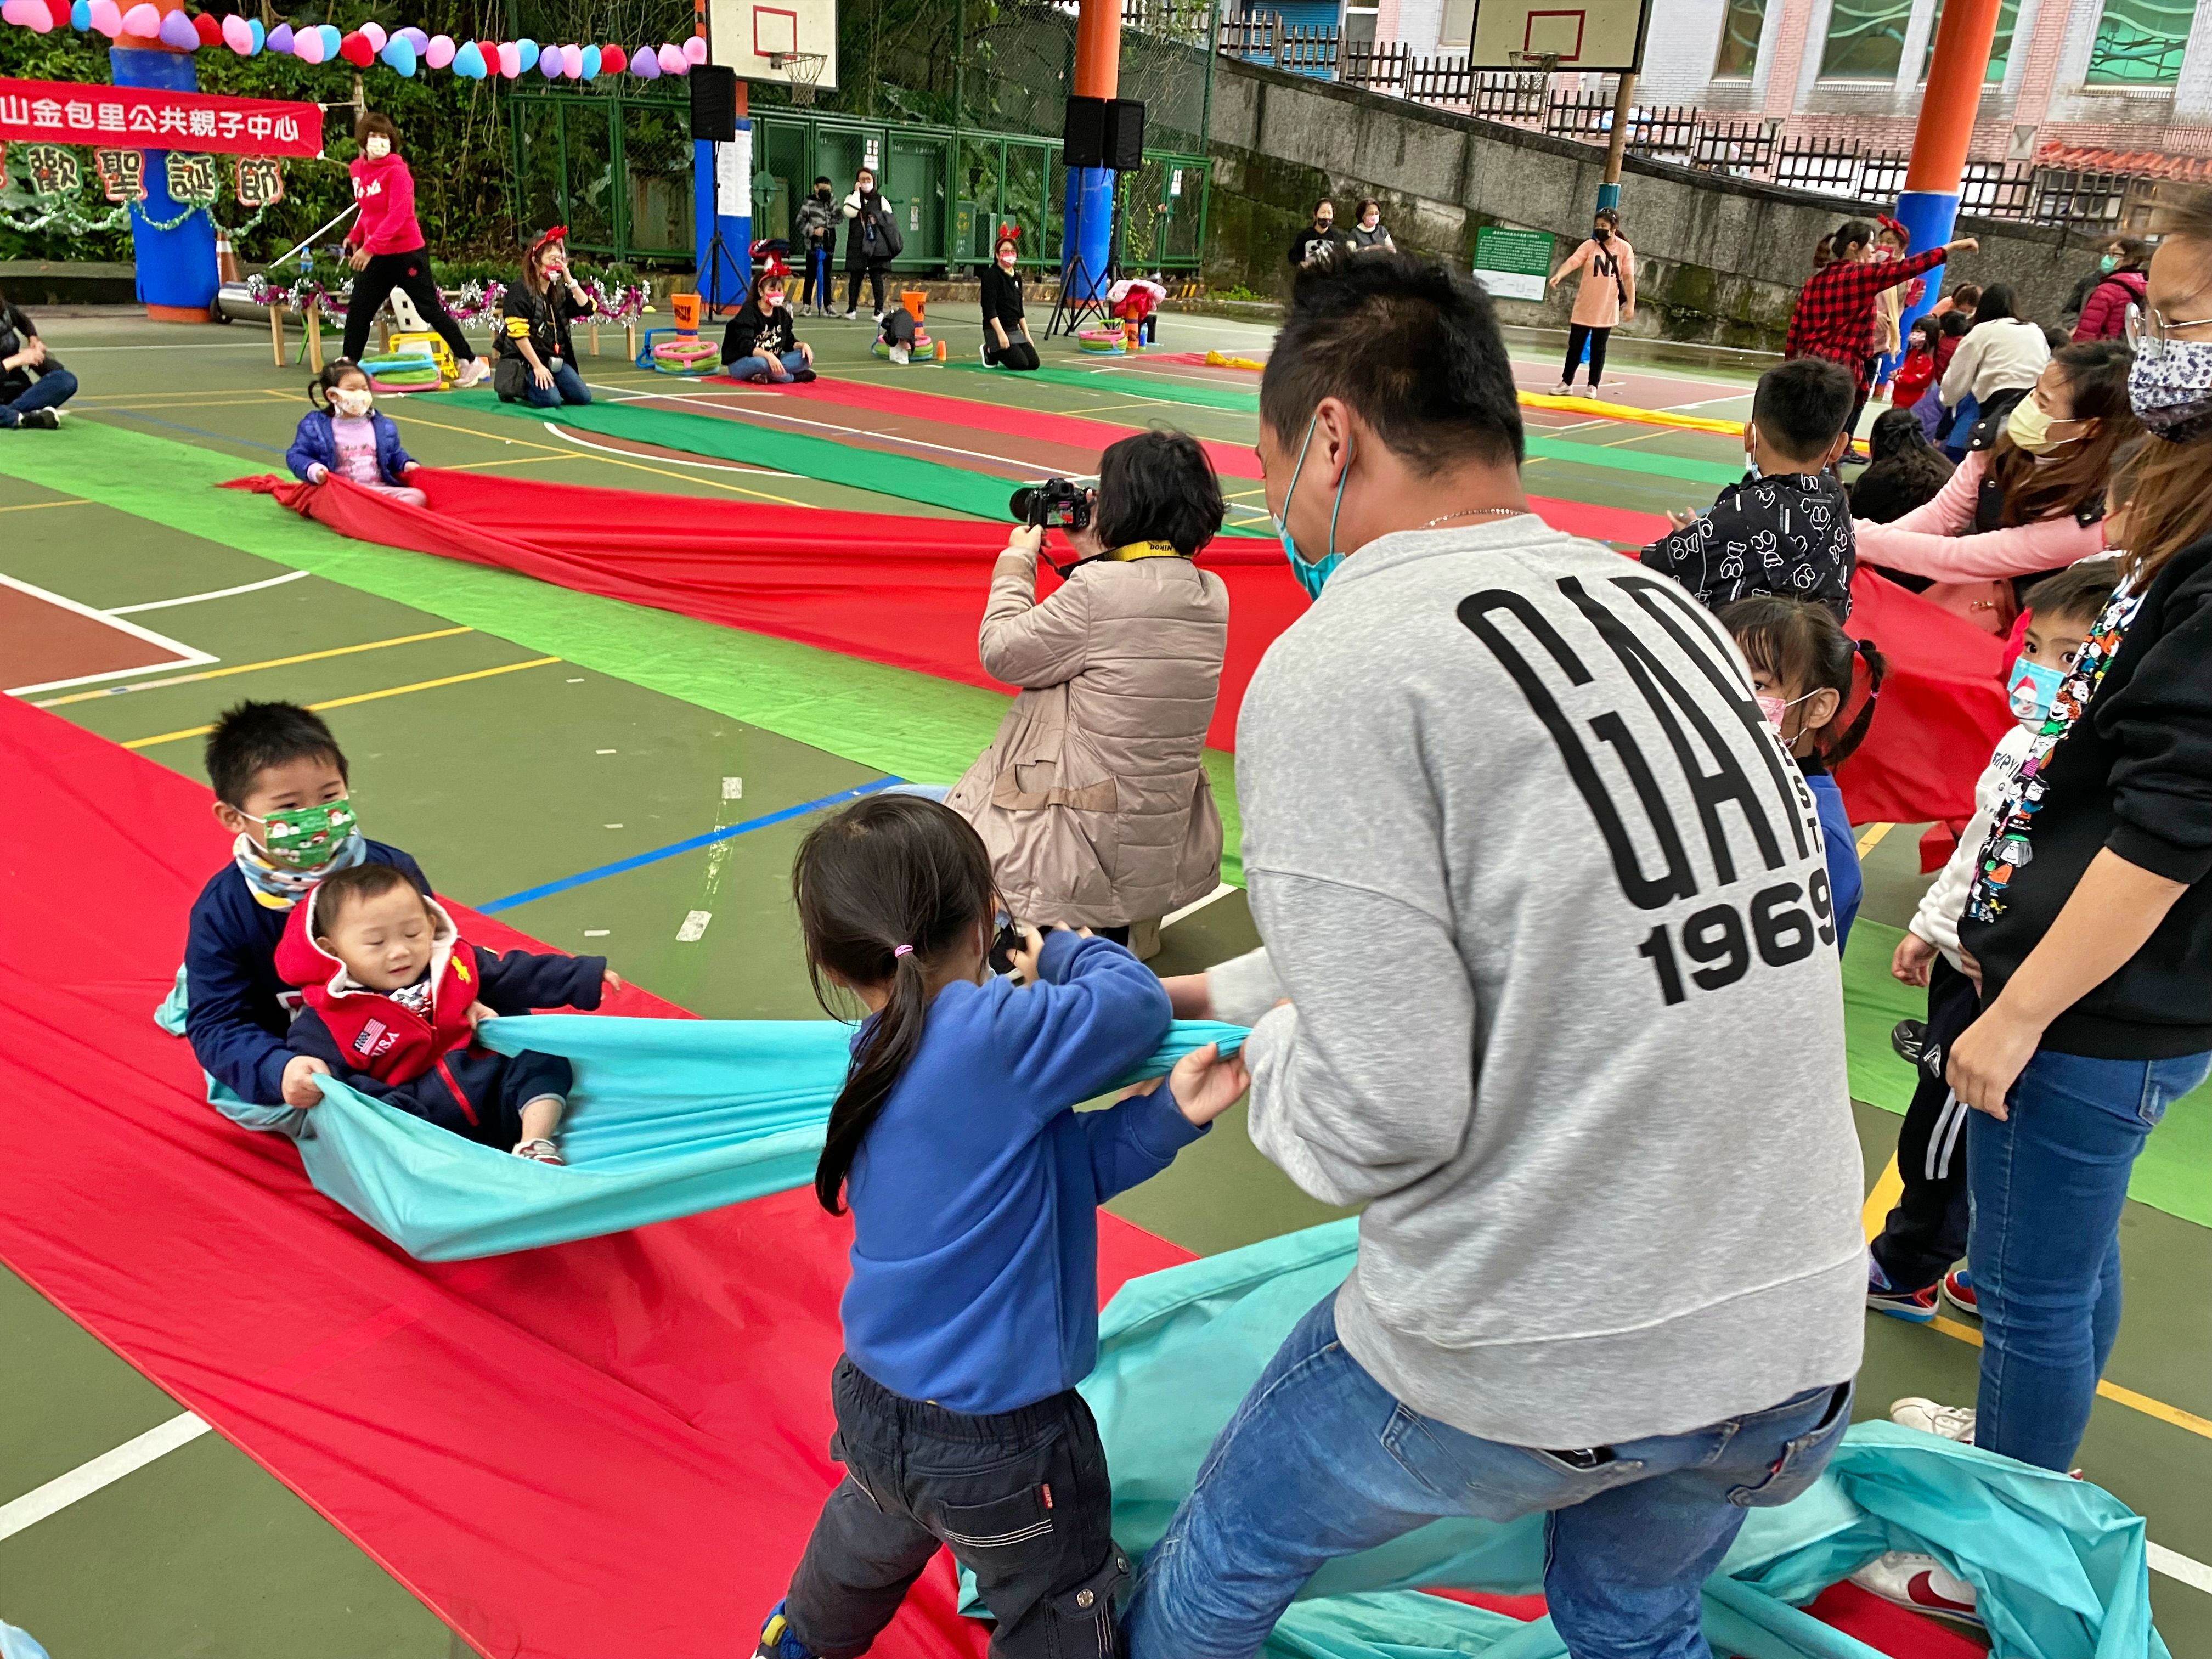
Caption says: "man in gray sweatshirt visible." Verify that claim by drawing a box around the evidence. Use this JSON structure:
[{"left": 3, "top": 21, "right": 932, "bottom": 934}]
[{"left": 1124, "top": 256, "right": 1866, "bottom": 1658}]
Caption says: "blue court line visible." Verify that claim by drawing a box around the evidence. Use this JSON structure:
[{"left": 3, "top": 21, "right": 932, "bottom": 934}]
[
  {"left": 101, "top": 410, "right": 290, "bottom": 458},
  {"left": 476, "top": 776, "right": 904, "bottom": 913}
]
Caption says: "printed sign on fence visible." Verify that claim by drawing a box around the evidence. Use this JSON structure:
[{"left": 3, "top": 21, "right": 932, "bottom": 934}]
[
  {"left": 93, "top": 146, "right": 145, "bottom": 202},
  {"left": 167, "top": 152, "right": 222, "bottom": 205},
  {"left": 1472, "top": 225, "right": 1553, "bottom": 303},
  {"left": 234, "top": 155, "right": 284, "bottom": 208},
  {"left": 0, "top": 77, "right": 323, "bottom": 159}
]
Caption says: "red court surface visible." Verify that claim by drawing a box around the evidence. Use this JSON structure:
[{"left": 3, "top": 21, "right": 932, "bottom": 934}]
[{"left": 0, "top": 574, "right": 209, "bottom": 695}]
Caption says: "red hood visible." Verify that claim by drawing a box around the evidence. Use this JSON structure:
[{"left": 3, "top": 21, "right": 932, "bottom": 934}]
[
  {"left": 276, "top": 881, "right": 459, "bottom": 1001},
  {"left": 350, "top": 150, "right": 408, "bottom": 187}
]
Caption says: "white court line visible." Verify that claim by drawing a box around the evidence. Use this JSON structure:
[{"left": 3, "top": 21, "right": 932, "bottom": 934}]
[
  {"left": 537, "top": 421, "right": 801, "bottom": 478},
  {"left": 591, "top": 383, "right": 1053, "bottom": 474},
  {"left": 2151, "top": 1542, "right": 2212, "bottom": 1595},
  {"left": 107, "top": 569, "right": 312, "bottom": 615},
  {"left": 0, "top": 1413, "right": 210, "bottom": 1543},
  {"left": 1, "top": 574, "right": 218, "bottom": 696},
  {"left": 1164, "top": 883, "right": 1238, "bottom": 928}
]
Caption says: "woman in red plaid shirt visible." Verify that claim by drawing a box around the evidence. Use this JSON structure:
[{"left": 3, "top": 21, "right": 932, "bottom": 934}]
[{"left": 1786, "top": 220, "right": 1978, "bottom": 458}]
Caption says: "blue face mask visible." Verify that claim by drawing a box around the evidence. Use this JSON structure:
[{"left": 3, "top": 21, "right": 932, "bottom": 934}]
[
  {"left": 1275, "top": 413, "right": 1352, "bottom": 601},
  {"left": 2007, "top": 655, "right": 2065, "bottom": 726}
]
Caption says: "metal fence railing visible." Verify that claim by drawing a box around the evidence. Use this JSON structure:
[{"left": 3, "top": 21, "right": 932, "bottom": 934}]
[{"left": 1211, "top": 12, "right": 2159, "bottom": 229}]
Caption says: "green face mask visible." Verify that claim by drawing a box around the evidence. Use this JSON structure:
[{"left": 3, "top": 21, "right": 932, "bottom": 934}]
[
  {"left": 248, "top": 798, "right": 359, "bottom": 868},
  {"left": 2100, "top": 254, "right": 2119, "bottom": 273}
]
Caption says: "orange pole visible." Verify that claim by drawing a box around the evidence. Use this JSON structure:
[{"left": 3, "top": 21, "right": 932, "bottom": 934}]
[
  {"left": 1905, "top": 0, "right": 2003, "bottom": 192},
  {"left": 1073, "top": 0, "right": 1120, "bottom": 99}
]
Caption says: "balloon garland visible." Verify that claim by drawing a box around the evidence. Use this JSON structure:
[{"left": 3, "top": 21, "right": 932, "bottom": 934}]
[{"left": 0, "top": 0, "right": 710, "bottom": 86}]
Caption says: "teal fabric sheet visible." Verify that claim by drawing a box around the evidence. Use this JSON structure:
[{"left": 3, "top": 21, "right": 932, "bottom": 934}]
[
  {"left": 155, "top": 977, "right": 1246, "bottom": 1261},
  {"left": 1029, "top": 1221, "right": 2168, "bottom": 1659}
]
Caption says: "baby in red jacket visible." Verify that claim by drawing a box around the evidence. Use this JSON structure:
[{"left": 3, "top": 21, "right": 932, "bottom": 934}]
[{"left": 277, "top": 862, "right": 619, "bottom": 1164}]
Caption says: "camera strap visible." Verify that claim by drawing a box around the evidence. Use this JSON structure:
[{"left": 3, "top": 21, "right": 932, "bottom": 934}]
[{"left": 1047, "top": 540, "right": 1183, "bottom": 579}]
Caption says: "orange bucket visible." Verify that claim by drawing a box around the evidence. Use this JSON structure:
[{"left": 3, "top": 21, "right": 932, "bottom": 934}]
[
  {"left": 900, "top": 289, "right": 927, "bottom": 327},
  {"left": 671, "top": 292, "right": 702, "bottom": 334}
]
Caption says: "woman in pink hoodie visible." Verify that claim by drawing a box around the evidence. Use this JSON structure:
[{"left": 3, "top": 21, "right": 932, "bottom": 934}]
[{"left": 340, "top": 112, "right": 489, "bottom": 385}]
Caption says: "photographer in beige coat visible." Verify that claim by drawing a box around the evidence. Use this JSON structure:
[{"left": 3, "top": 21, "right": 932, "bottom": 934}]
[{"left": 946, "top": 431, "right": 1229, "bottom": 955}]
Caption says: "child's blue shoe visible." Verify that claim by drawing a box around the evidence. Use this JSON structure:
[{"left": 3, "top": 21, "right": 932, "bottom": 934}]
[
  {"left": 1866, "top": 1256, "right": 1938, "bottom": 1324},
  {"left": 755, "top": 1600, "right": 814, "bottom": 1659}
]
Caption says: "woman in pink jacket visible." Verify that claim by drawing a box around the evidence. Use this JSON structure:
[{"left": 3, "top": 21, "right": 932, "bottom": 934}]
[
  {"left": 1854, "top": 341, "right": 2138, "bottom": 609},
  {"left": 340, "top": 112, "right": 489, "bottom": 386},
  {"left": 1545, "top": 207, "right": 1634, "bottom": 394}
]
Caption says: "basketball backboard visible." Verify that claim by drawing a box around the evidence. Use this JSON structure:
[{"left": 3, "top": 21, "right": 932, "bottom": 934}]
[
  {"left": 708, "top": 0, "right": 838, "bottom": 89},
  {"left": 1465, "top": 0, "right": 1651, "bottom": 72}
]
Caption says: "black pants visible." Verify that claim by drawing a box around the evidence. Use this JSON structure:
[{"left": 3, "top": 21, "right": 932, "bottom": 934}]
[
  {"left": 987, "top": 338, "right": 1040, "bottom": 371},
  {"left": 785, "top": 1358, "right": 1127, "bottom": 1659},
  {"left": 341, "top": 246, "right": 476, "bottom": 367},
  {"left": 1869, "top": 957, "right": 1982, "bottom": 1293},
  {"left": 1562, "top": 324, "right": 1610, "bottom": 388},
  {"left": 845, "top": 261, "right": 889, "bottom": 317}
]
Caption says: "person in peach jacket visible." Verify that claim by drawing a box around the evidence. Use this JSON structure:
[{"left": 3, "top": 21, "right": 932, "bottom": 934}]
[{"left": 1547, "top": 207, "right": 1636, "bottom": 394}]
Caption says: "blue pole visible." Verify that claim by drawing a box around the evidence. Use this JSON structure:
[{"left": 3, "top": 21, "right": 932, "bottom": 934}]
[
  {"left": 1892, "top": 189, "right": 1960, "bottom": 345},
  {"left": 1063, "top": 164, "right": 1113, "bottom": 302},
  {"left": 109, "top": 45, "right": 218, "bottom": 319}
]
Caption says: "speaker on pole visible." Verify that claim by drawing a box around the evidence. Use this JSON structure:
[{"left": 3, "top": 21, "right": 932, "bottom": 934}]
[
  {"left": 690, "top": 64, "right": 739, "bottom": 143},
  {"left": 1062, "top": 95, "right": 1108, "bottom": 169},
  {"left": 1103, "top": 98, "right": 1146, "bottom": 170}
]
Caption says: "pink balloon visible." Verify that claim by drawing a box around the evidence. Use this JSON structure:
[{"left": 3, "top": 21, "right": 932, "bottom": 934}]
[
  {"left": 220, "top": 11, "right": 251, "bottom": 50},
  {"left": 681, "top": 33, "right": 706, "bottom": 63},
  {"left": 561, "top": 42, "right": 582, "bottom": 76},
  {"left": 2, "top": 0, "right": 36, "bottom": 27},
  {"left": 360, "top": 20, "right": 385, "bottom": 49},
  {"left": 496, "top": 38, "right": 521, "bottom": 76},
  {"left": 656, "top": 41, "right": 684, "bottom": 72},
  {"left": 425, "top": 31, "right": 453, "bottom": 66},
  {"left": 294, "top": 24, "right": 324, "bottom": 60},
  {"left": 119, "top": 1, "right": 157, "bottom": 35},
  {"left": 87, "top": 0, "right": 121, "bottom": 35}
]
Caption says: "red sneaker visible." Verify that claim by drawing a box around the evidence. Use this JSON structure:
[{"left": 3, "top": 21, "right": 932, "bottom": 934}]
[
  {"left": 1942, "top": 1268, "right": 1978, "bottom": 1316},
  {"left": 1848, "top": 1553, "right": 1983, "bottom": 1627},
  {"left": 512, "top": 1138, "right": 565, "bottom": 1165}
]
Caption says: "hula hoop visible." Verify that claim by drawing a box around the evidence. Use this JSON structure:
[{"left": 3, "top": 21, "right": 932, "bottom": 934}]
[
  {"left": 651, "top": 337, "right": 720, "bottom": 375},
  {"left": 1076, "top": 328, "right": 1126, "bottom": 354}
]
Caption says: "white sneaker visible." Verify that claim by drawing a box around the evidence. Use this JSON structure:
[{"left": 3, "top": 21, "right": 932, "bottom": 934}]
[
  {"left": 455, "top": 357, "right": 492, "bottom": 388},
  {"left": 1848, "top": 1553, "right": 1982, "bottom": 1627},
  {"left": 889, "top": 344, "right": 910, "bottom": 366},
  {"left": 1891, "top": 1396, "right": 1976, "bottom": 1442},
  {"left": 511, "top": 1137, "right": 565, "bottom": 1165},
  {"left": 1550, "top": 381, "right": 1575, "bottom": 396}
]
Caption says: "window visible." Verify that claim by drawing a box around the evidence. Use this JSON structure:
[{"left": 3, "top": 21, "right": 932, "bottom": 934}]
[
  {"left": 1713, "top": 0, "right": 1767, "bottom": 76},
  {"left": 1820, "top": 0, "right": 1915, "bottom": 79},
  {"left": 1920, "top": 0, "right": 2021, "bottom": 82},
  {"left": 2085, "top": 0, "right": 2190, "bottom": 84},
  {"left": 1438, "top": 0, "right": 1475, "bottom": 48}
]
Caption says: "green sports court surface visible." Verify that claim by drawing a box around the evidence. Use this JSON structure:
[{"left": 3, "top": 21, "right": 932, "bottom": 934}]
[{"left": 2, "top": 303, "right": 2209, "bottom": 1655}]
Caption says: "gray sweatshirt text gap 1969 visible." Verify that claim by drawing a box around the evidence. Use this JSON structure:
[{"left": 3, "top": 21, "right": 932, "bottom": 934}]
[{"left": 1211, "top": 518, "right": 1865, "bottom": 1448}]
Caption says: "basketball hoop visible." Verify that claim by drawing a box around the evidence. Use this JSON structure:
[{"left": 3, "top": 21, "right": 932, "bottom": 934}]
[
  {"left": 1505, "top": 49, "right": 1560, "bottom": 74},
  {"left": 768, "top": 49, "right": 827, "bottom": 105}
]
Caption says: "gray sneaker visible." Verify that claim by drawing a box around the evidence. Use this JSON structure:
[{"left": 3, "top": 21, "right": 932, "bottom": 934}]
[{"left": 17, "top": 409, "right": 60, "bottom": 430}]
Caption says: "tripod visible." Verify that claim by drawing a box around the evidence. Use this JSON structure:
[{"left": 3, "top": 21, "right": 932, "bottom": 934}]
[
  {"left": 1046, "top": 188, "right": 1124, "bottom": 339},
  {"left": 699, "top": 141, "right": 749, "bottom": 318}
]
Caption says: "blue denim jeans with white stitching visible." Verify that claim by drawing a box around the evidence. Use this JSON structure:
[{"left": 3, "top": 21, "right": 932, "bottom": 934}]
[
  {"left": 1968, "top": 1045, "right": 2211, "bottom": 1470},
  {"left": 1122, "top": 1295, "right": 1851, "bottom": 1659}
]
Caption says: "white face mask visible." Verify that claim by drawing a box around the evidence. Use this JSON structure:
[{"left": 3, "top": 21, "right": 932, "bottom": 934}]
[
  {"left": 332, "top": 387, "right": 374, "bottom": 418},
  {"left": 997, "top": 250, "right": 1017, "bottom": 268},
  {"left": 363, "top": 136, "right": 392, "bottom": 160}
]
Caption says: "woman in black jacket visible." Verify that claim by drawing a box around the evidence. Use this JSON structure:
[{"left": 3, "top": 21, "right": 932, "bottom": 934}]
[
  {"left": 721, "top": 264, "right": 816, "bottom": 382},
  {"left": 493, "top": 227, "right": 597, "bottom": 406},
  {"left": 979, "top": 233, "right": 1038, "bottom": 371},
  {"left": 0, "top": 286, "right": 76, "bottom": 429},
  {"left": 1937, "top": 189, "right": 2212, "bottom": 1477},
  {"left": 840, "top": 166, "right": 901, "bottom": 321}
]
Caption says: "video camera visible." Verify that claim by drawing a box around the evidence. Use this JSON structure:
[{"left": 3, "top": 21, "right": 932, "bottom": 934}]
[{"left": 1009, "top": 475, "right": 1096, "bottom": 532}]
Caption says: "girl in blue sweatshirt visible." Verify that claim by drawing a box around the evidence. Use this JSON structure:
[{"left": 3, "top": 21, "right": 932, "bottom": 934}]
[
  {"left": 1722, "top": 596, "right": 1889, "bottom": 952},
  {"left": 757, "top": 793, "right": 1245, "bottom": 1659}
]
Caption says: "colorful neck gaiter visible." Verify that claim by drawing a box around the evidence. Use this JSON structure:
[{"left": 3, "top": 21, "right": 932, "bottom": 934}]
[
  {"left": 1965, "top": 581, "right": 2144, "bottom": 923},
  {"left": 232, "top": 831, "right": 369, "bottom": 908}
]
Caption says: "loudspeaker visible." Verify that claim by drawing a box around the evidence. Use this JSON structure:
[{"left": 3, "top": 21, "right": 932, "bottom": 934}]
[
  {"left": 690, "top": 65, "right": 739, "bottom": 144},
  {"left": 1103, "top": 98, "right": 1146, "bottom": 171},
  {"left": 1062, "top": 96, "right": 1108, "bottom": 169}
]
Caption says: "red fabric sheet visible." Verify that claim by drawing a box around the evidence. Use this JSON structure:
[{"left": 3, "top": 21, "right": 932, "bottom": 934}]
[
  {"left": 0, "top": 693, "right": 1188, "bottom": 1658},
  {"left": 714, "top": 375, "right": 1671, "bottom": 548},
  {"left": 234, "top": 469, "right": 2007, "bottom": 824}
]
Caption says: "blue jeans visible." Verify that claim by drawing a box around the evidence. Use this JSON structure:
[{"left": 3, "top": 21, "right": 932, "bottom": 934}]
[
  {"left": 523, "top": 360, "right": 591, "bottom": 407},
  {"left": 1122, "top": 1297, "right": 1852, "bottom": 1659},
  {"left": 1967, "top": 1046, "right": 2211, "bottom": 1470},
  {"left": 727, "top": 349, "right": 809, "bottom": 381},
  {"left": 1, "top": 368, "right": 77, "bottom": 426}
]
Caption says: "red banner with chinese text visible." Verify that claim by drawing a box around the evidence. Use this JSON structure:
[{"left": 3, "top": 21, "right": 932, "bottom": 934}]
[{"left": 0, "top": 77, "right": 323, "bottom": 158}]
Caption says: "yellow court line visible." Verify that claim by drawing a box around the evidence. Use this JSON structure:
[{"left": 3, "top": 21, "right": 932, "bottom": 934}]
[
  {"left": 444, "top": 454, "right": 574, "bottom": 471},
  {"left": 121, "top": 656, "right": 559, "bottom": 748},
  {"left": 1857, "top": 822, "right": 1894, "bottom": 855},
  {"left": 0, "top": 497, "right": 91, "bottom": 514},
  {"left": 1863, "top": 1160, "right": 2212, "bottom": 1442},
  {"left": 35, "top": 628, "right": 474, "bottom": 708}
]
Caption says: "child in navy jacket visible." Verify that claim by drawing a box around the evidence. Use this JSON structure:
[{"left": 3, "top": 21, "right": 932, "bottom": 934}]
[
  {"left": 754, "top": 794, "right": 1247, "bottom": 1659},
  {"left": 186, "top": 702, "right": 432, "bottom": 1108},
  {"left": 276, "top": 862, "right": 612, "bottom": 1161},
  {"left": 285, "top": 360, "right": 427, "bottom": 508}
]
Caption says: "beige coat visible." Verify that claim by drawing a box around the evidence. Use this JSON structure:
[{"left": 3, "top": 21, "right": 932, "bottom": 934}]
[{"left": 947, "top": 546, "right": 1227, "bottom": 929}]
